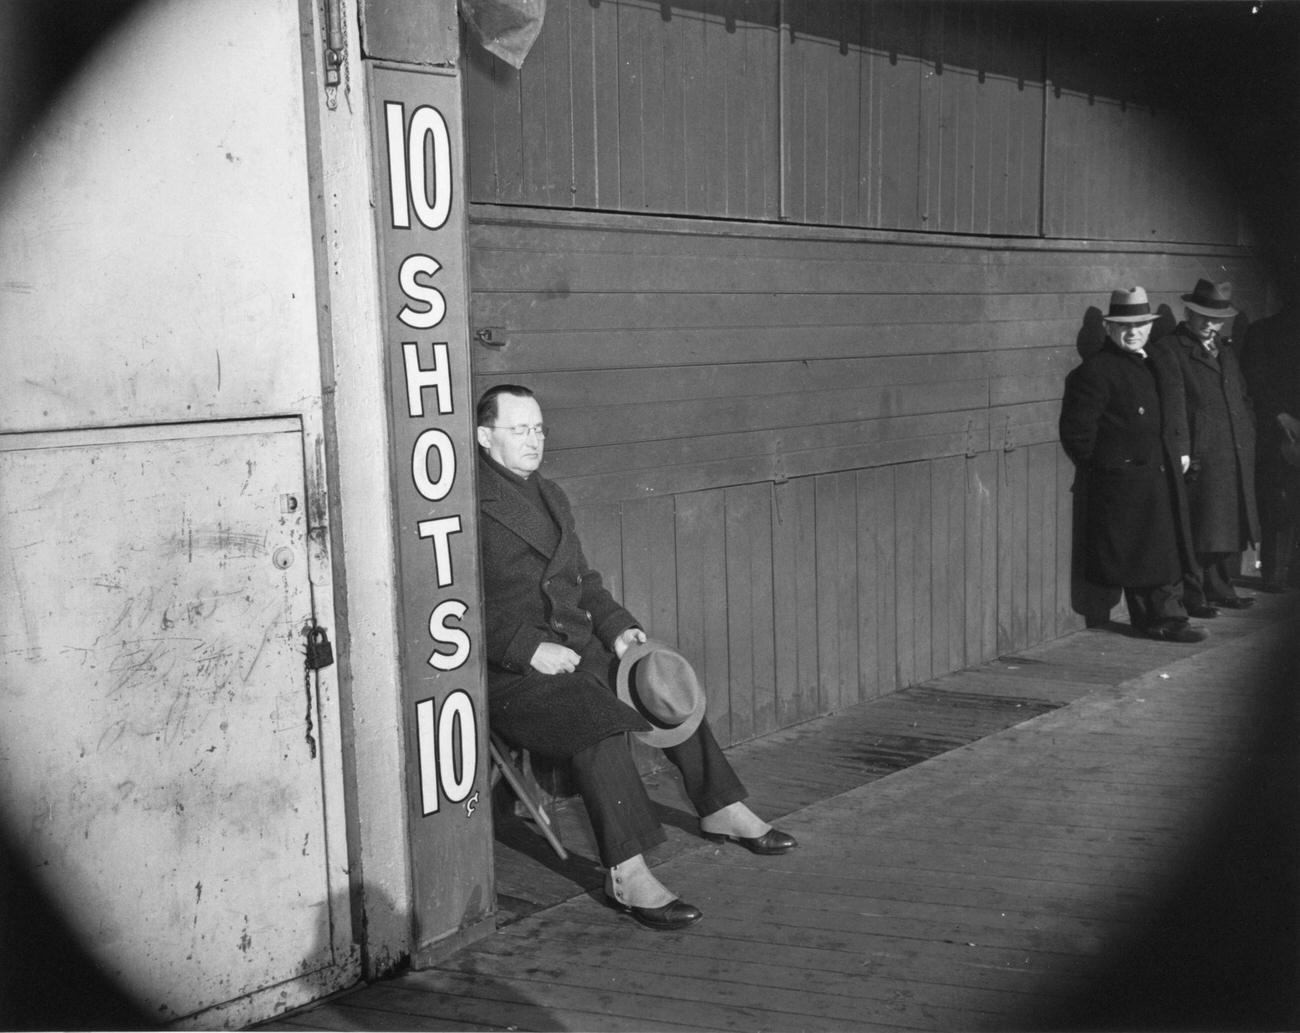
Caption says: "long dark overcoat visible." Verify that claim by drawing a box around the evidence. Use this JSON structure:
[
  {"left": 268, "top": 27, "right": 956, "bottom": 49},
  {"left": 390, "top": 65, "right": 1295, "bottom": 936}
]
[
  {"left": 1151, "top": 324, "right": 1259, "bottom": 552},
  {"left": 477, "top": 454, "right": 650, "bottom": 758},
  {"left": 1059, "top": 340, "right": 1192, "bottom": 587}
]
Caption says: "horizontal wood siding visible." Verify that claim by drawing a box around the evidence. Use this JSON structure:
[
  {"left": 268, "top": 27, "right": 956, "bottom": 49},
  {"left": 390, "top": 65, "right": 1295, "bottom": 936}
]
[{"left": 469, "top": 211, "right": 1265, "bottom": 748}]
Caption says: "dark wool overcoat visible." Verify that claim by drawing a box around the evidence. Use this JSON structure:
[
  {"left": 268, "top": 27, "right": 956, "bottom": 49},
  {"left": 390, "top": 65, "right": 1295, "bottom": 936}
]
[
  {"left": 1060, "top": 340, "right": 1193, "bottom": 588},
  {"left": 1151, "top": 324, "right": 1259, "bottom": 552},
  {"left": 477, "top": 453, "right": 650, "bottom": 758},
  {"left": 1241, "top": 309, "right": 1300, "bottom": 512}
]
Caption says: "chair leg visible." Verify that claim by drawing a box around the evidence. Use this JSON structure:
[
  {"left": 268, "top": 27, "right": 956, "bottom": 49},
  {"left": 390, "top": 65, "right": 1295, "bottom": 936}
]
[{"left": 489, "top": 735, "right": 568, "bottom": 861}]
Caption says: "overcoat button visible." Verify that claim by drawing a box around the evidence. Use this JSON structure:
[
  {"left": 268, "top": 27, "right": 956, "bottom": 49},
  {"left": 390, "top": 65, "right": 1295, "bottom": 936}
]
[{"left": 1138, "top": 406, "right": 1145, "bottom": 415}]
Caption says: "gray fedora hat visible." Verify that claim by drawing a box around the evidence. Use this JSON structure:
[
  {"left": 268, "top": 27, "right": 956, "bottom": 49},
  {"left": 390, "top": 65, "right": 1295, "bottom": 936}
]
[
  {"left": 1103, "top": 285, "right": 1158, "bottom": 324},
  {"left": 615, "top": 639, "right": 707, "bottom": 749}
]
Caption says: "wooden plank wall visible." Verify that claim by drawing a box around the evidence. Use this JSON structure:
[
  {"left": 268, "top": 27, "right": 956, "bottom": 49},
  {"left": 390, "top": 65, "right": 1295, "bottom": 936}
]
[
  {"left": 781, "top": 2, "right": 1044, "bottom": 235},
  {"left": 467, "top": 211, "right": 1266, "bottom": 751},
  {"left": 463, "top": 0, "right": 781, "bottom": 219},
  {"left": 464, "top": 0, "right": 1242, "bottom": 246},
  {"left": 462, "top": 0, "right": 1265, "bottom": 754}
]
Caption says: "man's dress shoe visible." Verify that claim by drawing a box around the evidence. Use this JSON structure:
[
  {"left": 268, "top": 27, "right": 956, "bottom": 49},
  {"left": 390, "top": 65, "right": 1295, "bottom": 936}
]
[
  {"left": 1187, "top": 605, "right": 1219, "bottom": 618},
  {"left": 702, "top": 828, "right": 798, "bottom": 855},
  {"left": 605, "top": 896, "right": 702, "bottom": 931},
  {"left": 1209, "top": 596, "right": 1255, "bottom": 609},
  {"left": 1144, "top": 621, "right": 1206, "bottom": 643}
]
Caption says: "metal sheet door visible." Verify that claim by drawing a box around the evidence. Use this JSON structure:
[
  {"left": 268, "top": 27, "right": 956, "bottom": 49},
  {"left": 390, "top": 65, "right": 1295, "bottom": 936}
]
[{"left": 0, "top": 419, "right": 347, "bottom": 1023}]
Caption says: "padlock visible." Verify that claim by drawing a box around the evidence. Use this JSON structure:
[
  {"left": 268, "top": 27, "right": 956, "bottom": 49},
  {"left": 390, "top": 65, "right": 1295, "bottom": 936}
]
[{"left": 305, "top": 626, "right": 335, "bottom": 670}]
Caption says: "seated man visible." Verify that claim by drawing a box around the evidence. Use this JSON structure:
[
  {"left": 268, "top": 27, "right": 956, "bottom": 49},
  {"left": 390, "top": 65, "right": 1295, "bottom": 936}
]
[{"left": 475, "top": 384, "right": 796, "bottom": 931}]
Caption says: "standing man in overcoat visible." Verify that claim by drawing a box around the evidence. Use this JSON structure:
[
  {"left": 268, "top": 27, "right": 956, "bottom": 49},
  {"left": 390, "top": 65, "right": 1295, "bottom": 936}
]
[
  {"left": 1241, "top": 296, "right": 1300, "bottom": 592},
  {"left": 1151, "top": 279, "right": 1259, "bottom": 614},
  {"left": 1060, "top": 287, "right": 1204, "bottom": 642},
  {"left": 474, "top": 384, "right": 795, "bottom": 932}
]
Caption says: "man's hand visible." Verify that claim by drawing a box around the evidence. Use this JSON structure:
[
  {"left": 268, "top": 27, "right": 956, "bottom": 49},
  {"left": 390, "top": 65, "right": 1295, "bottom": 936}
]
[
  {"left": 612, "top": 627, "right": 646, "bottom": 659},
  {"left": 1180, "top": 454, "right": 1191, "bottom": 474},
  {"left": 1277, "top": 412, "right": 1300, "bottom": 442},
  {"left": 530, "top": 642, "right": 581, "bottom": 674}
]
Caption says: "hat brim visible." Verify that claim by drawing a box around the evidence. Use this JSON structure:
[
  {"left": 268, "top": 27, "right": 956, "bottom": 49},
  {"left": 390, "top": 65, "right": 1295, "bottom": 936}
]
[
  {"left": 1182, "top": 297, "right": 1238, "bottom": 319},
  {"left": 614, "top": 639, "right": 707, "bottom": 749},
  {"left": 1103, "top": 314, "right": 1158, "bottom": 324}
]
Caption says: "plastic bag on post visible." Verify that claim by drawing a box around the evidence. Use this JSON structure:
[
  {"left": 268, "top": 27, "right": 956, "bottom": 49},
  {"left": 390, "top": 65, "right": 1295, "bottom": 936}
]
[{"left": 460, "top": 0, "right": 546, "bottom": 69}]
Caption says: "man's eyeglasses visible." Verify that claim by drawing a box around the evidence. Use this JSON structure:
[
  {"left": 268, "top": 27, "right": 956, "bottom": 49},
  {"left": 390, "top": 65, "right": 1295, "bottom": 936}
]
[{"left": 489, "top": 424, "right": 546, "bottom": 438}]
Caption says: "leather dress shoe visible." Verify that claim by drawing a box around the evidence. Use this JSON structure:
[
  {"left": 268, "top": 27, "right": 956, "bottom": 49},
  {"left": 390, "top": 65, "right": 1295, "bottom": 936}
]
[
  {"left": 605, "top": 895, "right": 702, "bottom": 931},
  {"left": 1144, "top": 620, "right": 1206, "bottom": 643},
  {"left": 1209, "top": 596, "right": 1254, "bottom": 609},
  {"left": 1187, "top": 605, "right": 1219, "bottom": 618},
  {"left": 702, "top": 828, "right": 798, "bottom": 855}
]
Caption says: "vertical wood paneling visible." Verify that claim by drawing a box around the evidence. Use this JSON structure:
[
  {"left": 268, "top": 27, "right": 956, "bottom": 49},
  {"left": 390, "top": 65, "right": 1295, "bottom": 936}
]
[
  {"left": 572, "top": 501, "right": 624, "bottom": 602},
  {"left": 1056, "top": 449, "right": 1079, "bottom": 635},
  {"left": 771, "top": 478, "right": 820, "bottom": 726},
  {"left": 469, "top": 1, "right": 1240, "bottom": 245},
  {"left": 724, "top": 483, "right": 777, "bottom": 741},
  {"left": 674, "top": 490, "right": 732, "bottom": 742},
  {"left": 814, "top": 471, "right": 859, "bottom": 713},
  {"left": 997, "top": 447, "right": 1029, "bottom": 653},
  {"left": 864, "top": 5, "right": 922, "bottom": 230},
  {"left": 615, "top": 4, "right": 651, "bottom": 212},
  {"left": 620, "top": 495, "right": 678, "bottom": 642},
  {"left": 857, "top": 465, "right": 898, "bottom": 699},
  {"left": 731, "top": 4, "right": 781, "bottom": 219},
  {"left": 537, "top": 0, "right": 575, "bottom": 208},
  {"left": 680, "top": 10, "right": 710, "bottom": 215},
  {"left": 1043, "top": 89, "right": 1239, "bottom": 244},
  {"left": 567, "top": 0, "right": 622, "bottom": 209},
  {"left": 465, "top": 52, "right": 524, "bottom": 203},
  {"left": 893, "top": 461, "right": 933, "bottom": 687},
  {"left": 1026, "top": 441, "right": 1054, "bottom": 646},
  {"left": 967, "top": 450, "right": 1000, "bottom": 664},
  {"left": 934, "top": 455, "right": 967, "bottom": 674},
  {"left": 783, "top": 2, "right": 1042, "bottom": 234},
  {"left": 619, "top": 494, "right": 677, "bottom": 772}
]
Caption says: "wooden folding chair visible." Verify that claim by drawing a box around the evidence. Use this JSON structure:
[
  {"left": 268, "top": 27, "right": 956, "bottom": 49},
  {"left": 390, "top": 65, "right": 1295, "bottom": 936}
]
[{"left": 488, "top": 732, "right": 568, "bottom": 860}]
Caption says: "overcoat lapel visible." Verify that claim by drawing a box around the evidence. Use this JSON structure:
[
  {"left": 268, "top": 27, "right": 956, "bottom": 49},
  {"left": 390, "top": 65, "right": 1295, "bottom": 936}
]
[
  {"left": 479, "top": 461, "right": 562, "bottom": 561},
  {"left": 1190, "top": 343, "right": 1221, "bottom": 374},
  {"left": 1179, "top": 328, "right": 1221, "bottom": 374}
]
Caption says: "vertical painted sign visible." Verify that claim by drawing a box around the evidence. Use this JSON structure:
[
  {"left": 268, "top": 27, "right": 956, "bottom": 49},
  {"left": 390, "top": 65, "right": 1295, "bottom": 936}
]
[{"left": 367, "top": 64, "right": 493, "bottom": 952}]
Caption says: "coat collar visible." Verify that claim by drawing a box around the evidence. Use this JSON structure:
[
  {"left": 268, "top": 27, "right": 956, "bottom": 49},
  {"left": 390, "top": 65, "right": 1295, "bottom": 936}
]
[
  {"left": 478, "top": 452, "right": 566, "bottom": 562},
  {"left": 1101, "top": 340, "right": 1150, "bottom": 364},
  {"left": 1174, "top": 323, "right": 1221, "bottom": 370}
]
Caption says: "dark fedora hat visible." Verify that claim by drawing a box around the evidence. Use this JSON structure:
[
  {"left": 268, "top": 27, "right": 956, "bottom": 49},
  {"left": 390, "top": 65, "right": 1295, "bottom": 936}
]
[
  {"left": 615, "top": 639, "right": 707, "bottom": 749},
  {"left": 1102, "top": 285, "right": 1158, "bottom": 324},
  {"left": 1182, "top": 279, "right": 1238, "bottom": 319}
]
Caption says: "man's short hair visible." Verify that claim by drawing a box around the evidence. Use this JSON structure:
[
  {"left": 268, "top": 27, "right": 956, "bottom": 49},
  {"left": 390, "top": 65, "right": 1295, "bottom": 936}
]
[{"left": 476, "top": 384, "right": 535, "bottom": 427}]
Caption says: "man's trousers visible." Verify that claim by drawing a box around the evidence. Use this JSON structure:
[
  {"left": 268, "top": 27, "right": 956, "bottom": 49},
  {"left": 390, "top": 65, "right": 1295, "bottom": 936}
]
[
  {"left": 1183, "top": 552, "right": 1244, "bottom": 607},
  {"left": 570, "top": 718, "right": 745, "bottom": 867}
]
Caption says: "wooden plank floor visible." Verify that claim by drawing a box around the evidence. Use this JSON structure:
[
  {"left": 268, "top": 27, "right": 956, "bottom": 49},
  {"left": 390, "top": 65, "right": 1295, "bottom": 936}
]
[{"left": 266, "top": 586, "right": 1300, "bottom": 1032}]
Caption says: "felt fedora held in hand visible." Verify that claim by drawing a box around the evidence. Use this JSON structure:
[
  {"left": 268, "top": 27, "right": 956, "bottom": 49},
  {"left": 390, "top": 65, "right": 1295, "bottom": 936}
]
[
  {"left": 1103, "top": 285, "right": 1158, "bottom": 324},
  {"left": 1182, "top": 279, "right": 1238, "bottom": 319},
  {"left": 615, "top": 640, "right": 707, "bottom": 749}
]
